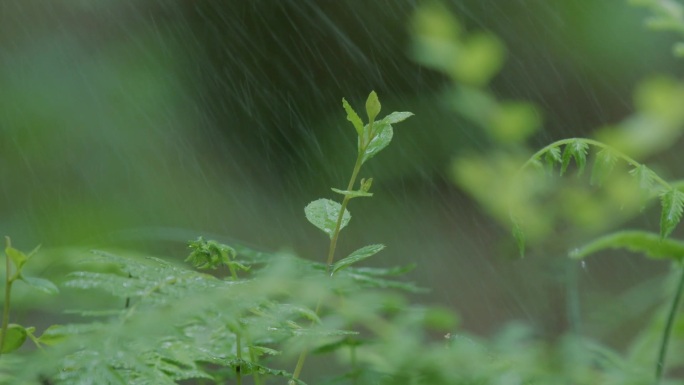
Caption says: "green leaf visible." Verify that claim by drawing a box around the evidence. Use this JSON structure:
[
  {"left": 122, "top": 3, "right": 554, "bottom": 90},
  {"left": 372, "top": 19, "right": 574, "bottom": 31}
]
[
  {"left": 511, "top": 219, "right": 525, "bottom": 258},
  {"left": 569, "top": 231, "right": 684, "bottom": 262},
  {"left": 360, "top": 121, "right": 393, "bottom": 165},
  {"left": 249, "top": 345, "right": 281, "bottom": 357},
  {"left": 590, "top": 148, "right": 618, "bottom": 186},
  {"left": 543, "top": 146, "right": 561, "bottom": 173},
  {"left": 560, "top": 140, "right": 589, "bottom": 176},
  {"left": 332, "top": 244, "right": 385, "bottom": 274},
  {"left": 342, "top": 98, "right": 364, "bottom": 136},
  {"left": 365, "top": 91, "right": 381, "bottom": 123},
  {"left": 5, "top": 246, "right": 27, "bottom": 271},
  {"left": 331, "top": 188, "right": 373, "bottom": 198},
  {"left": 1, "top": 324, "right": 27, "bottom": 353},
  {"left": 37, "top": 324, "right": 69, "bottom": 346},
  {"left": 20, "top": 275, "right": 59, "bottom": 294},
  {"left": 629, "top": 164, "right": 656, "bottom": 191},
  {"left": 304, "top": 199, "right": 351, "bottom": 239},
  {"left": 660, "top": 188, "right": 684, "bottom": 239},
  {"left": 380, "top": 111, "right": 414, "bottom": 125}
]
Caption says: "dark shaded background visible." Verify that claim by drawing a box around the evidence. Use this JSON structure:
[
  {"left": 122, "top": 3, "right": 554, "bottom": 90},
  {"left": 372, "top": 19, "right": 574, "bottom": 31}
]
[{"left": 1, "top": 0, "right": 682, "bottom": 343}]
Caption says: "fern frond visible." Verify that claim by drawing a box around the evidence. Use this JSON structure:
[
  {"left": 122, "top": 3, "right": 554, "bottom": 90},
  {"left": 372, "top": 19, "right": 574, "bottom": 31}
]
[
  {"left": 560, "top": 140, "right": 589, "bottom": 175},
  {"left": 660, "top": 188, "right": 684, "bottom": 238},
  {"left": 590, "top": 148, "right": 618, "bottom": 186}
]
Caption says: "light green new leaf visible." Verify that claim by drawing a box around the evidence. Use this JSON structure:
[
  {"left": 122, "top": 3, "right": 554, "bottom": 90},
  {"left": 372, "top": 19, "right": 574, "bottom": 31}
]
[
  {"left": 590, "top": 148, "right": 618, "bottom": 186},
  {"left": 360, "top": 122, "right": 393, "bottom": 165},
  {"left": 342, "top": 98, "right": 364, "bottom": 136},
  {"left": 332, "top": 244, "right": 385, "bottom": 274},
  {"left": 331, "top": 188, "right": 373, "bottom": 198},
  {"left": 560, "top": 140, "right": 589, "bottom": 176},
  {"left": 365, "top": 91, "right": 381, "bottom": 123},
  {"left": 569, "top": 230, "right": 684, "bottom": 262},
  {"left": 36, "top": 324, "right": 69, "bottom": 346},
  {"left": 20, "top": 275, "right": 59, "bottom": 295},
  {"left": 660, "top": 188, "right": 684, "bottom": 239},
  {"left": 1, "top": 324, "right": 27, "bottom": 353},
  {"left": 5, "top": 246, "right": 27, "bottom": 271},
  {"left": 304, "top": 199, "right": 351, "bottom": 239}
]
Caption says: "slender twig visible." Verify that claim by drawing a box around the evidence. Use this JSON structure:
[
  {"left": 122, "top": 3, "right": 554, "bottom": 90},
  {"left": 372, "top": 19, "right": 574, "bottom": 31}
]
[{"left": 655, "top": 263, "right": 684, "bottom": 384}]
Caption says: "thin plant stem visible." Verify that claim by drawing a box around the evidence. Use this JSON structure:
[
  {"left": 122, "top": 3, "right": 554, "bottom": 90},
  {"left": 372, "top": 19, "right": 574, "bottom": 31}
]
[
  {"left": 0, "top": 237, "right": 14, "bottom": 359},
  {"left": 655, "top": 263, "right": 684, "bottom": 385},
  {"left": 292, "top": 152, "right": 365, "bottom": 383}
]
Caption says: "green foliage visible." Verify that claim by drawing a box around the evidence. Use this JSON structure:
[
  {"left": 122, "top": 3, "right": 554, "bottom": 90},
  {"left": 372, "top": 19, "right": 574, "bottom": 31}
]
[
  {"left": 6, "top": 2, "right": 684, "bottom": 385},
  {"left": 0, "top": 238, "right": 57, "bottom": 357}
]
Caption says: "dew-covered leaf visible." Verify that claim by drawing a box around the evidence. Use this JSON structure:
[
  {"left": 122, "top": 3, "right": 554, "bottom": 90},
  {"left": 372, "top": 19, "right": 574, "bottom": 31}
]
[
  {"left": 660, "top": 188, "right": 684, "bottom": 238},
  {"left": 590, "top": 148, "right": 618, "bottom": 186},
  {"left": 342, "top": 98, "right": 364, "bottom": 136},
  {"left": 560, "top": 140, "right": 589, "bottom": 175},
  {"left": 304, "top": 199, "right": 351, "bottom": 239},
  {"left": 333, "top": 244, "right": 385, "bottom": 274},
  {"left": 331, "top": 188, "right": 373, "bottom": 198},
  {"left": 569, "top": 230, "right": 684, "bottom": 262},
  {"left": 20, "top": 275, "right": 59, "bottom": 294},
  {"left": 1, "top": 324, "right": 27, "bottom": 353},
  {"left": 360, "top": 122, "right": 393, "bottom": 165}
]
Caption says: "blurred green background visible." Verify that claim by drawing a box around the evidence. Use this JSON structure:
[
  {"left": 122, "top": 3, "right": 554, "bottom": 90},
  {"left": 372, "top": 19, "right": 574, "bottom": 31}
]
[{"left": 2, "top": 0, "right": 683, "bottom": 345}]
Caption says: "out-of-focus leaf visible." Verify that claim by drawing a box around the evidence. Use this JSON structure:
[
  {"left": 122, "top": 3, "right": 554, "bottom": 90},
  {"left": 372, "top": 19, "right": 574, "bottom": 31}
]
[
  {"left": 333, "top": 244, "right": 385, "bottom": 274},
  {"left": 660, "top": 188, "right": 684, "bottom": 238},
  {"left": 561, "top": 140, "right": 589, "bottom": 176},
  {"left": 590, "top": 148, "right": 618, "bottom": 186},
  {"left": 1, "top": 324, "right": 27, "bottom": 353},
  {"left": 569, "top": 230, "right": 684, "bottom": 261},
  {"left": 20, "top": 275, "right": 59, "bottom": 294}
]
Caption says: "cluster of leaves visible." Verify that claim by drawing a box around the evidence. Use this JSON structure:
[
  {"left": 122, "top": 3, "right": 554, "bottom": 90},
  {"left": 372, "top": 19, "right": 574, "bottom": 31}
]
[{"left": 0, "top": 238, "right": 58, "bottom": 357}]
